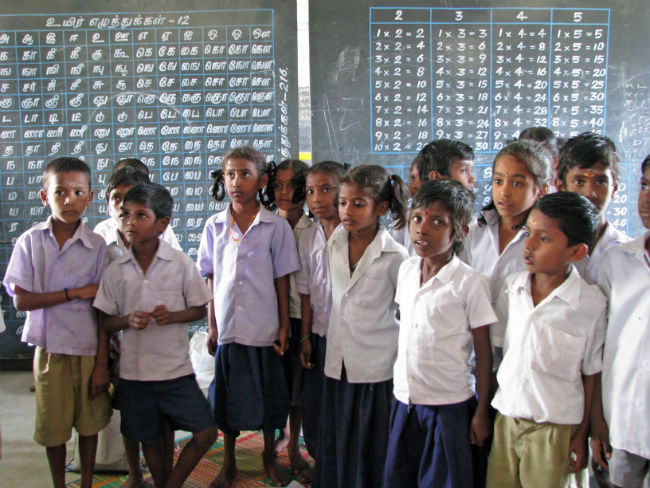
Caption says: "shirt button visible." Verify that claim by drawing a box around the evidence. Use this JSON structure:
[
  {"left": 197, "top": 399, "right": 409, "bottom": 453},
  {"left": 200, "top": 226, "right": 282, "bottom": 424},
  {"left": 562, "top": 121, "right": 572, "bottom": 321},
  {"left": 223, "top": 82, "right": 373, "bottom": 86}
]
[
  {"left": 634, "top": 400, "right": 642, "bottom": 408},
  {"left": 238, "top": 281, "right": 243, "bottom": 286},
  {"left": 237, "top": 305, "right": 242, "bottom": 310},
  {"left": 641, "top": 360, "right": 649, "bottom": 369}
]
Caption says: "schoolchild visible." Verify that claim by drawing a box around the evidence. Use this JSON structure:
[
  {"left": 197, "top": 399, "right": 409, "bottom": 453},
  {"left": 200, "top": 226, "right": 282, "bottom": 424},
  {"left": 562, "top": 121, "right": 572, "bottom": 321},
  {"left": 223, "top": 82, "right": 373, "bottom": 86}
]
[
  {"left": 556, "top": 132, "right": 630, "bottom": 284},
  {"left": 518, "top": 126, "right": 560, "bottom": 185},
  {"left": 94, "top": 183, "right": 215, "bottom": 488},
  {"left": 267, "top": 158, "right": 314, "bottom": 481},
  {"left": 486, "top": 192, "right": 606, "bottom": 487},
  {"left": 295, "top": 161, "right": 346, "bottom": 461},
  {"left": 197, "top": 146, "right": 300, "bottom": 488},
  {"left": 3, "top": 157, "right": 111, "bottom": 488},
  {"left": 383, "top": 179, "right": 496, "bottom": 488},
  {"left": 391, "top": 155, "right": 423, "bottom": 255},
  {"left": 418, "top": 138, "right": 476, "bottom": 191},
  {"left": 94, "top": 160, "right": 181, "bottom": 254},
  {"left": 313, "top": 164, "right": 410, "bottom": 488},
  {"left": 590, "top": 155, "right": 650, "bottom": 488},
  {"left": 460, "top": 140, "right": 551, "bottom": 303}
]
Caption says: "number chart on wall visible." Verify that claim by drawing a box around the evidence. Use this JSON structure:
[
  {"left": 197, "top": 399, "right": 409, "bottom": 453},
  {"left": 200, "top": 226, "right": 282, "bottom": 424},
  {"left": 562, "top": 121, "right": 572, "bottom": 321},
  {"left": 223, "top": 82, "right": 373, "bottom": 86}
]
[
  {"left": 310, "top": 0, "right": 650, "bottom": 238},
  {"left": 0, "top": 1, "right": 298, "bottom": 361}
]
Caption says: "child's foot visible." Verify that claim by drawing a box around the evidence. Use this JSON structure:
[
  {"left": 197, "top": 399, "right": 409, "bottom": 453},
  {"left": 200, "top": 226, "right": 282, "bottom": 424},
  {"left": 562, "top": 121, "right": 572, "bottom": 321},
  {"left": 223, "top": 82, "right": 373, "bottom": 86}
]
[
  {"left": 274, "top": 426, "right": 290, "bottom": 453},
  {"left": 209, "top": 463, "right": 237, "bottom": 488},
  {"left": 263, "top": 451, "right": 290, "bottom": 487},
  {"left": 121, "top": 474, "right": 145, "bottom": 488},
  {"left": 290, "top": 452, "right": 313, "bottom": 484}
]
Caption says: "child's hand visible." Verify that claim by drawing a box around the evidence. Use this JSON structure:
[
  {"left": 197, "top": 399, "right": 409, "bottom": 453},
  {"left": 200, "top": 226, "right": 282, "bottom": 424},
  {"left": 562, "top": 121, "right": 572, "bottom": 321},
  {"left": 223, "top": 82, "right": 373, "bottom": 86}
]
[
  {"left": 89, "top": 363, "right": 109, "bottom": 399},
  {"left": 568, "top": 431, "right": 588, "bottom": 472},
  {"left": 469, "top": 410, "right": 491, "bottom": 447},
  {"left": 589, "top": 416, "right": 612, "bottom": 471},
  {"left": 73, "top": 283, "right": 99, "bottom": 300},
  {"left": 151, "top": 305, "right": 171, "bottom": 325},
  {"left": 206, "top": 328, "right": 218, "bottom": 356},
  {"left": 273, "top": 328, "right": 288, "bottom": 356},
  {"left": 300, "top": 339, "right": 313, "bottom": 369},
  {"left": 128, "top": 311, "right": 151, "bottom": 330}
]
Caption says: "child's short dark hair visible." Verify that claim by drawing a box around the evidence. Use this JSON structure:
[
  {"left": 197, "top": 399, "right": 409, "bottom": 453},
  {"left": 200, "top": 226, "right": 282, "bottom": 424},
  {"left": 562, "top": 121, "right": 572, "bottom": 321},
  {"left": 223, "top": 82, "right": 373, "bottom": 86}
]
[
  {"left": 641, "top": 153, "right": 650, "bottom": 174},
  {"left": 123, "top": 183, "right": 173, "bottom": 220},
  {"left": 518, "top": 126, "right": 559, "bottom": 159},
  {"left": 105, "top": 167, "right": 150, "bottom": 201},
  {"left": 532, "top": 192, "right": 599, "bottom": 249},
  {"left": 342, "top": 164, "right": 410, "bottom": 230},
  {"left": 411, "top": 179, "right": 475, "bottom": 254},
  {"left": 209, "top": 146, "right": 273, "bottom": 207},
  {"left": 417, "top": 139, "right": 474, "bottom": 181},
  {"left": 308, "top": 160, "right": 349, "bottom": 183},
  {"left": 114, "top": 158, "right": 149, "bottom": 175},
  {"left": 265, "top": 158, "right": 310, "bottom": 209},
  {"left": 557, "top": 132, "right": 620, "bottom": 184},
  {"left": 43, "top": 157, "right": 91, "bottom": 189}
]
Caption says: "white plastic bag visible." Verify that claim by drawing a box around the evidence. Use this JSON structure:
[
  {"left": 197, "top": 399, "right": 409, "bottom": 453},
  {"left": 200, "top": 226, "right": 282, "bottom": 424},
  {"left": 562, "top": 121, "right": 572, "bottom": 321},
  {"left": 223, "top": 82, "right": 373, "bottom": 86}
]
[{"left": 189, "top": 331, "right": 214, "bottom": 394}]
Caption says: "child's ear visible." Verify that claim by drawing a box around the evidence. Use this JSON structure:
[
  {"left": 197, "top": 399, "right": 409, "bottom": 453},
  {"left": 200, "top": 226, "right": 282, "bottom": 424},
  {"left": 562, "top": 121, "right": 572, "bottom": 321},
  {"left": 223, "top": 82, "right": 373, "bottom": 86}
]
[
  {"left": 376, "top": 200, "right": 389, "bottom": 217},
  {"left": 555, "top": 178, "right": 565, "bottom": 191},
  {"left": 39, "top": 189, "right": 49, "bottom": 206},
  {"left": 428, "top": 170, "right": 443, "bottom": 181},
  {"left": 87, "top": 189, "right": 94, "bottom": 207},
  {"left": 568, "top": 242, "right": 589, "bottom": 263},
  {"left": 461, "top": 224, "right": 470, "bottom": 238},
  {"left": 156, "top": 216, "right": 170, "bottom": 234}
]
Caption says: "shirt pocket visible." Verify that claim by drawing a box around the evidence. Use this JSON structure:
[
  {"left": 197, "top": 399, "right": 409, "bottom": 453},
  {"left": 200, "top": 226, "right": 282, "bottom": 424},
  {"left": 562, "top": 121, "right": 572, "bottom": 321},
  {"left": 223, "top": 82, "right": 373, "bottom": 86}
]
[{"left": 529, "top": 323, "right": 586, "bottom": 380}]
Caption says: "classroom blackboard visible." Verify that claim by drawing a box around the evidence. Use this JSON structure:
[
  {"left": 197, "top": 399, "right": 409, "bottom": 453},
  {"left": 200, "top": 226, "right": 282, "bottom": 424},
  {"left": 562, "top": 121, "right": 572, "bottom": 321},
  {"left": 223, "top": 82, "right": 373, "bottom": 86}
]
[
  {"left": 0, "top": 0, "right": 298, "bottom": 364},
  {"left": 310, "top": 0, "right": 650, "bottom": 238}
]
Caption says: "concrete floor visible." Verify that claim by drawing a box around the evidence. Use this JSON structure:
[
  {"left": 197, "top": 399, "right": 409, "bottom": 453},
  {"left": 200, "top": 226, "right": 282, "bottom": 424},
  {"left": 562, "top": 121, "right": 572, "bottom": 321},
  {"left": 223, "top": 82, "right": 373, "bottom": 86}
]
[{"left": 1, "top": 370, "right": 79, "bottom": 486}]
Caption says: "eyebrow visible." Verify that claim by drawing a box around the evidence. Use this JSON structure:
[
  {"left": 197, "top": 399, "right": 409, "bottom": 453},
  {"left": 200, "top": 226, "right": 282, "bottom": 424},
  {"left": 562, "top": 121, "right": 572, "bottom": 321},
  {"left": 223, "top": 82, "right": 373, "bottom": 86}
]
[{"left": 493, "top": 171, "right": 529, "bottom": 179}]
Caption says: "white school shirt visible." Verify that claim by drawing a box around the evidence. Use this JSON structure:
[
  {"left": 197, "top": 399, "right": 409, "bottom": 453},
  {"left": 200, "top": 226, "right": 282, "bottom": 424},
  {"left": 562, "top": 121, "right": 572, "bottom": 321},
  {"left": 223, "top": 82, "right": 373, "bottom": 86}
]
[
  {"left": 295, "top": 222, "right": 342, "bottom": 337},
  {"left": 492, "top": 269, "right": 606, "bottom": 425},
  {"left": 574, "top": 221, "right": 630, "bottom": 285},
  {"left": 94, "top": 217, "right": 181, "bottom": 261},
  {"left": 289, "top": 214, "right": 314, "bottom": 319},
  {"left": 197, "top": 205, "right": 300, "bottom": 346},
  {"left": 393, "top": 255, "right": 497, "bottom": 406},
  {"left": 390, "top": 224, "right": 414, "bottom": 256},
  {"left": 324, "top": 226, "right": 408, "bottom": 383},
  {"left": 596, "top": 233, "right": 650, "bottom": 458},
  {"left": 459, "top": 208, "right": 527, "bottom": 303},
  {"left": 93, "top": 241, "right": 212, "bottom": 381}
]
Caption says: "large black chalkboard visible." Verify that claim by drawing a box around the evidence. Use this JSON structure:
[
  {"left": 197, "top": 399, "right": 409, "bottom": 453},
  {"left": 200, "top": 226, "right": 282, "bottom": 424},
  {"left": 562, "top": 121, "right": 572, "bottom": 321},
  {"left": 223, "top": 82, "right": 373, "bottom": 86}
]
[
  {"left": 0, "top": 0, "right": 298, "bottom": 364},
  {"left": 310, "top": 0, "right": 650, "bottom": 239}
]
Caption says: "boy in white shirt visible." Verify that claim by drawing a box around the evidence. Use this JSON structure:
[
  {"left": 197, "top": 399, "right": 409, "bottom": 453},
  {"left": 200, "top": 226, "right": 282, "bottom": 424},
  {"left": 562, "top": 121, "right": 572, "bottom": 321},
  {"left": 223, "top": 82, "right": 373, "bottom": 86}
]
[
  {"left": 487, "top": 192, "right": 607, "bottom": 487},
  {"left": 590, "top": 156, "right": 650, "bottom": 488}
]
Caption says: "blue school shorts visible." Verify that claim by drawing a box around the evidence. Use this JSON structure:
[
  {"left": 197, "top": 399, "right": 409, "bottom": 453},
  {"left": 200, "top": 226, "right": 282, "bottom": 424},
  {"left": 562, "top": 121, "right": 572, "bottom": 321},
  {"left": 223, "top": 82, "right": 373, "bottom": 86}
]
[{"left": 119, "top": 374, "right": 215, "bottom": 444}]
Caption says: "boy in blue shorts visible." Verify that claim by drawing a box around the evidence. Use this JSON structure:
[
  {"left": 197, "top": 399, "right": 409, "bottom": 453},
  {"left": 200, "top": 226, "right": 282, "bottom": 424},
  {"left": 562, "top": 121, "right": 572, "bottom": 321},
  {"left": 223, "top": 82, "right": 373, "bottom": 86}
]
[
  {"left": 3, "top": 157, "right": 111, "bottom": 488},
  {"left": 487, "top": 192, "right": 607, "bottom": 487},
  {"left": 94, "top": 183, "right": 216, "bottom": 488},
  {"left": 590, "top": 155, "right": 650, "bottom": 488}
]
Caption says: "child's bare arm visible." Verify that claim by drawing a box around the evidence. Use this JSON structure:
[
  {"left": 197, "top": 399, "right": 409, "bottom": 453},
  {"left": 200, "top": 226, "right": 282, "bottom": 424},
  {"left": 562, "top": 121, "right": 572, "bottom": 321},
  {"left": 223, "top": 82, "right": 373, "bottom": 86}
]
[
  {"left": 206, "top": 276, "right": 218, "bottom": 355},
  {"left": 300, "top": 293, "right": 313, "bottom": 369},
  {"left": 273, "top": 274, "right": 290, "bottom": 356},
  {"left": 150, "top": 304, "right": 207, "bottom": 325},
  {"left": 100, "top": 312, "right": 132, "bottom": 332},
  {"left": 470, "top": 325, "right": 493, "bottom": 446},
  {"left": 589, "top": 372, "right": 611, "bottom": 470},
  {"left": 90, "top": 312, "right": 110, "bottom": 398},
  {"left": 13, "top": 284, "right": 98, "bottom": 311},
  {"left": 569, "top": 373, "right": 596, "bottom": 472}
]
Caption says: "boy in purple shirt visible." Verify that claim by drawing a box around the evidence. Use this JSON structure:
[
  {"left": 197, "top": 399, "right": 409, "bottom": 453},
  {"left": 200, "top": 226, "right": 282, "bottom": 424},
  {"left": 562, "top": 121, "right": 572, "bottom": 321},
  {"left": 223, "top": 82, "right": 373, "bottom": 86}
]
[{"left": 3, "top": 157, "right": 111, "bottom": 488}]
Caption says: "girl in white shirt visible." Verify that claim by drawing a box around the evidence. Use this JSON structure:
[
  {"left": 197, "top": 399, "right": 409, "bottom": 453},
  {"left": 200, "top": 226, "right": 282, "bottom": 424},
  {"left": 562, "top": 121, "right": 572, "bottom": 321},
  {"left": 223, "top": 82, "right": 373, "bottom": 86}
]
[
  {"left": 313, "top": 164, "right": 409, "bottom": 488},
  {"left": 461, "top": 140, "right": 552, "bottom": 305}
]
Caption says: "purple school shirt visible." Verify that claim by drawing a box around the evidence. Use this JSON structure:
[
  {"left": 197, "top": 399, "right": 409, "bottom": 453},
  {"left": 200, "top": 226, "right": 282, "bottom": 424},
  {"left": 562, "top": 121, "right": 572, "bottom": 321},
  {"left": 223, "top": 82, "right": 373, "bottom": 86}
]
[
  {"left": 3, "top": 217, "right": 108, "bottom": 356},
  {"left": 197, "top": 205, "right": 300, "bottom": 346}
]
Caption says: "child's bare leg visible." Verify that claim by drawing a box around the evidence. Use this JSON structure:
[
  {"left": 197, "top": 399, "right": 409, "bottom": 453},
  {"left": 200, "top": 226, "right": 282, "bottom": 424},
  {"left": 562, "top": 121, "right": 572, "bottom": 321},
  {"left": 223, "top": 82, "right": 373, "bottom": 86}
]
[
  {"left": 164, "top": 426, "right": 216, "bottom": 488},
  {"left": 210, "top": 432, "right": 237, "bottom": 488},
  {"left": 288, "top": 406, "right": 312, "bottom": 482},
  {"left": 45, "top": 444, "right": 67, "bottom": 488},
  {"left": 142, "top": 441, "right": 166, "bottom": 488},
  {"left": 263, "top": 428, "right": 290, "bottom": 487},
  {"left": 160, "top": 420, "right": 175, "bottom": 482},
  {"left": 122, "top": 436, "right": 144, "bottom": 488},
  {"left": 78, "top": 434, "right": 98, "bottom": 488}
]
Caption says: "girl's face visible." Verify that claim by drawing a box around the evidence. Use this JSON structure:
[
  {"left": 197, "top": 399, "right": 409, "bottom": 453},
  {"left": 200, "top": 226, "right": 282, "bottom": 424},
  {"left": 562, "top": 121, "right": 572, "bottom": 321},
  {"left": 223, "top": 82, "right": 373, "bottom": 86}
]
[
  {"left": 224, "top": 157, "right": 266, "bottom": 207},
  {"left": 408, "top": 161, "right": 422, "bottom": 196},
  {"left": 272, "top": 168, "right": 301, "bottom": 212},
  {"left": 492, "top": 154, "right": 542, "bottom": 221},
  {"left": 338, "top": 182, "right": 387, "bottom": 235},
  {"left": 306, "top": 172, "right": 339, "bottom": 221},
  {"left": 409, "top": 201, "right": 455, "bottom": 262}
]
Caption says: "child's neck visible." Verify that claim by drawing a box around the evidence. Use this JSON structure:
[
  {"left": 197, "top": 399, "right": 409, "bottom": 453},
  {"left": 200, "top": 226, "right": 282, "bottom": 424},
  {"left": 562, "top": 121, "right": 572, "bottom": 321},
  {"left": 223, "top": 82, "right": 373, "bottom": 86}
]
[
  {"left": 498, "top": 213, "right": 526, "bottom": 254},
  {"left": 278, "top": 206, "right": 303, "bottom": 229},
  {"left": 320, "top": 216, "right": 341, "bottom": 240},
  {"left": 231, "top": 200, "right": 260, "bottom": 235},
  {"left": 131, "top": 238, "right": 160, "bottom": 275},
  {"left": 348, "top": 224, "right": 378, "bottom": 270},
  {"left": 117, "top": 229, "right": 132, "bottom": 249},
  {"left": 51, "top": 217, "right": 81, "bottom": 249},
  {"left": 420, "top": 252, "right": 453, "bottom": 285},
  {"left": 590, "top": 218, "right": 608, "bottom": 255},
  {"left": 530, "top": 267, "right": 570, "bottom": 306}
]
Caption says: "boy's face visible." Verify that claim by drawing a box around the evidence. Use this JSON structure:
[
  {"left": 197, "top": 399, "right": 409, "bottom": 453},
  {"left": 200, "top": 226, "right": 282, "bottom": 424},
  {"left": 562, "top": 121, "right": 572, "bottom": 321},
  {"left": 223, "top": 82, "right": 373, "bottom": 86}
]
[
  {"left": 118, "top": 200, "right": 168, "bottom": 246},
  {"left": 108, "top": 183, "right": 134, "bottom": 221},
  {"left": 40, "top": 170, "right": 93, "bottom": 225},
  {"left": 409, "top": 202, "right": 456, "bottom": 261},
  {"left": 408, "top": 161, "right": 422, "bottom": 196},
  {"left": 558, "top": 162, "right": 616, "bottom": 215},
  {"left": 523, "top": 208, "right": 585, "bottom": 277},
  {"left": 448, "top": 158, "right": 476, "bottom": 191},
  {"left": 639, "top": 165, "right": 650, "bottom": 229}
]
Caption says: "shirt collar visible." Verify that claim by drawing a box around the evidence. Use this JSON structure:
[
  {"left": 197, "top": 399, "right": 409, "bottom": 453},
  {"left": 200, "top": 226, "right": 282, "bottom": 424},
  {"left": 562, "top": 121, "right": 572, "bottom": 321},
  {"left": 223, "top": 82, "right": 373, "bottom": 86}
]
[
  {"left": 36, "top": 216, "right": 96, "bottom": 249},
  {"left": 118, "top": 239, "right": 175, "bottom": 266},
  {"left": 216, "top": 203, "right": 275, "bottom": 225},
  {"left": 419, "top": 254, "right": 461, "bottom": 288},
  {"left": 620, "top": 231, "right": 650, "bottom": 262},
  {"left": 295, "top": 214, "right": 313, "bottom": 230},
  {"left": 514, "top": 267, "right": 582, "bottom": 308}
]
